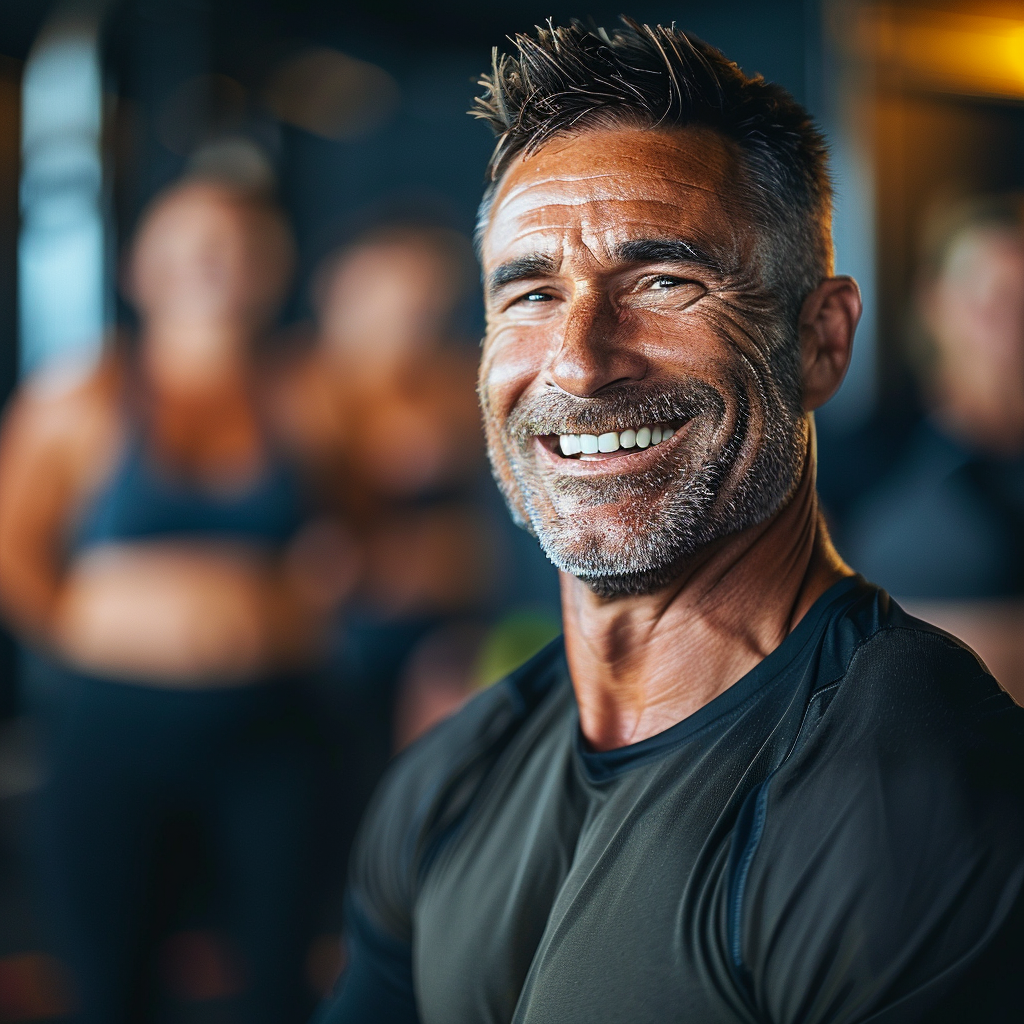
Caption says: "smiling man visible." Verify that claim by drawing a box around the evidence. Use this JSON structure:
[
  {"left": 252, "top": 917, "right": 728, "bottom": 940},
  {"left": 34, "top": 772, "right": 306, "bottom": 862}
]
[{"left": 316, "top": 21, "right": 1024, "bottom": 1024}]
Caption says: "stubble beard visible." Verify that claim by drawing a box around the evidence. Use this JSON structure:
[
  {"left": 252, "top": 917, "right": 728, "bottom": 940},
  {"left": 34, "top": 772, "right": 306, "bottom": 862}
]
[{"left": 483, "top": 355, "right": 807, "bottom": 599}]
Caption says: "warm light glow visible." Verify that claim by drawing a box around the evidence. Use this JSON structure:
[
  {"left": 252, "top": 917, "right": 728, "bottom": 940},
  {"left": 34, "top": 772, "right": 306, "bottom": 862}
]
[{"left": 854, "top": 6, "right": 1024, "bottom": 98}]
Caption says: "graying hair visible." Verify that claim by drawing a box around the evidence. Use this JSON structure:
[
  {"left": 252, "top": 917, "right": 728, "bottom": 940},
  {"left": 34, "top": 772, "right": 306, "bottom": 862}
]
[{"left": 471, "top": 18, "right": 834, "bottom": 326}]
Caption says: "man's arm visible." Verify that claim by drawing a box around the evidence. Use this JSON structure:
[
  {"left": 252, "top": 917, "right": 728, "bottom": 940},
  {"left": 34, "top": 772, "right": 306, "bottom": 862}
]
[
  {"left": 313, "top": 676, "right": 524, "bottom": 1023},
  {"left": 312, "top": 896, "right": 418, "bottom": 1024}
]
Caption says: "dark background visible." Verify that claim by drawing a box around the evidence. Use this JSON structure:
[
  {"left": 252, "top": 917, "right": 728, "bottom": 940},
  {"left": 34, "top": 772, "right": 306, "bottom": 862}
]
[
  {"left": 2, "top": 4, "right": 1024, "bottom": 1021},
  {"left": 3, "top": 0, "right": 1024, "bottom": 707},
  {"left": 0, "top": 0, "right": 821, "bottom": 720}
]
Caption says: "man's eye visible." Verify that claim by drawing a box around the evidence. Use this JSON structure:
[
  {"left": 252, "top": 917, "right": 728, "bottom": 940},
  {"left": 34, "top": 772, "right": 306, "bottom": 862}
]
[
  {"left": 651, "top": 275, "right": 687, "bottom": 289},
  {"left": 519, "top": 291, "right": 553, "bottom": 303}
]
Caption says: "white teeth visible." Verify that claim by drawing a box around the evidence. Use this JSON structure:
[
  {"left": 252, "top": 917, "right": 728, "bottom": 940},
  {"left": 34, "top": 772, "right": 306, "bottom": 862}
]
[{"left": 554, "top": 423, "right": 676, "bottom": 456}]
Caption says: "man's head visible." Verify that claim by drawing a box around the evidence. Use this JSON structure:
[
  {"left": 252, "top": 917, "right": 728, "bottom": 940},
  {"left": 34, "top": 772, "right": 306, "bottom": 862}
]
[{"left": 473, "top": 20, "right": 859, "bottom": 596}]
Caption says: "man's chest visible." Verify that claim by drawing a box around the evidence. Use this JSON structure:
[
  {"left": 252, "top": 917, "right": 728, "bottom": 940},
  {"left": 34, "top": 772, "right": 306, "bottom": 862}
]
[{"left": 411, "top": 739, "right": 762, "bottom": 1024}]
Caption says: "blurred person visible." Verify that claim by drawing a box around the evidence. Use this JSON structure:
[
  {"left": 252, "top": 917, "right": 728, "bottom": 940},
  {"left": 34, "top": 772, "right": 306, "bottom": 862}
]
[
  {"left": 286, "top": 221, "right": 485, "bottom": 571},
  {"left": 276, "top": 223, "right": 492, "bottom": 851},
  {"left": 316, "top": 21, "right": 1024, "bottom": 1024},
  {"left": 0, "top": 178, "right": 352, "bottom": 1024},
  {"left": 391, "top": 621, "right": 489, "bottom": 753},
  {"left": 844, "top": 195, "right": 1024, "bottom": 700},
  {"left": 314, "top": 222, "right": 489, "bottom": 613}
]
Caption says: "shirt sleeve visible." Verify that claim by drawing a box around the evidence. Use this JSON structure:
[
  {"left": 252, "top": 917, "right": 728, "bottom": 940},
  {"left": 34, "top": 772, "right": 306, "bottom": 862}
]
[
  {"left": 312, "top": 678, "right": 524, "bottom": 1024},
  {"left": 309, "top": 718, "right": 439, "bottom": 1024},
  {"left": 311, "top": 894, "right": 419, "bottom": 1024},
  {"left": 733, "top": 629, "right": 1024, "bottom": 1024}
]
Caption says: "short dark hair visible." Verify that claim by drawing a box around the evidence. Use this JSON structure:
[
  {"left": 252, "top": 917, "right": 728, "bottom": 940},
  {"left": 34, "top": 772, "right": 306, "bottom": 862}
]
[{"left": 472, "top": 18, "right": 833, "bottom": 320}]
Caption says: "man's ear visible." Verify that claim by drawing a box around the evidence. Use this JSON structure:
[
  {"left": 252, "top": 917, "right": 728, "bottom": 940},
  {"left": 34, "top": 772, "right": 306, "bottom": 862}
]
[{"left": 798, "top": 276, "right": 862, "bottom": 411}]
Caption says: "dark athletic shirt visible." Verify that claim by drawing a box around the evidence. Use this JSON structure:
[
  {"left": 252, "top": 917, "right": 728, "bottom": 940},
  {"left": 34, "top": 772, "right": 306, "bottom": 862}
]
[{"left": 316, "top": 577, "right": 1024, "bottom": 1024}]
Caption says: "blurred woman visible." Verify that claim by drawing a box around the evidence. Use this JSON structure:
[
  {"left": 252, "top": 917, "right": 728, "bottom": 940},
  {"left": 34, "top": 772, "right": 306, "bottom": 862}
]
[
  {"left": 276, "top": 222, "right": 492, "bottom": 866},
  {"left": 285, "top": 222, "right": 485, "bottom": 566},
  {"left": 0, "top": 178, "right": 350, "bottom": 1024}
]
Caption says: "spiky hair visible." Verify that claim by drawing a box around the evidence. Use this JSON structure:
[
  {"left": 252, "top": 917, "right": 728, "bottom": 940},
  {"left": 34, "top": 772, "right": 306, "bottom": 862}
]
[{"left": 472, "top": 18, "right": 834, "bottom": 319}]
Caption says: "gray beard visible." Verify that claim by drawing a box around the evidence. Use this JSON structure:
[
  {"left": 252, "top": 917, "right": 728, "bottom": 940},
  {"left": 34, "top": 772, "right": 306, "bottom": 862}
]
[{"left": 488, "top": 375, "right": 806, "bottom": 598}]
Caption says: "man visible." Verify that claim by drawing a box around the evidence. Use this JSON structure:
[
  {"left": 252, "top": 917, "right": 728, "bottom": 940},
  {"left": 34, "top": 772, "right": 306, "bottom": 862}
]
[{"left": 317, "top": 20, "right": 1024, "bottom": 1024}]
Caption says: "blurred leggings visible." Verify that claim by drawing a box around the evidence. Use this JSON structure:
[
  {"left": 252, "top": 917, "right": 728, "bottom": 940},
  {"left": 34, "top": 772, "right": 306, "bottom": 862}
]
[{"left": 27, "top": 665, "right": 322, "bottom": 1024}]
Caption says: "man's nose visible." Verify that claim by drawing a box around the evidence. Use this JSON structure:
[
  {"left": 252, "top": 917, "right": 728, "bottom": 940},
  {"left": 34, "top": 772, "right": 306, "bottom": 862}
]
[{"left": 548, "top": 293, "right": 647, "bottom": 397}]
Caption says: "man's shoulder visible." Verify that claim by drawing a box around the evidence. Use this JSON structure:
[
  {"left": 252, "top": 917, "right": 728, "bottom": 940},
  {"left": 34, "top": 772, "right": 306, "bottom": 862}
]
[
  {"left": 800, "top": 588, "right": 1024, "bottom": 795},
  {"left": 754, "top": 587, "right": 1024, "bottom": 930},
  {"left": 831, "top": 591, "right": 1020, "bottom": 738},
  {"left": 347, "top": 638, "right": 569, "bottom": 939},
  {"left": 735, "top": 595, "right": 1024, "bottom": 1019}
]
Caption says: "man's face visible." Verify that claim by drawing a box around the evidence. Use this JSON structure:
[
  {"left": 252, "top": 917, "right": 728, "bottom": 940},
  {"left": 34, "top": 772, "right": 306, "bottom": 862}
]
[{"left": 478, "top": 126, "right": 808, "bottom": 596}]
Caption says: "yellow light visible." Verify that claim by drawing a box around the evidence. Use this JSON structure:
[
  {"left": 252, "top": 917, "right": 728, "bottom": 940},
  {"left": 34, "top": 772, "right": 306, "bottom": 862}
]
[{"left": 854, "top": 6, "right": 1024, "bottom": 98}]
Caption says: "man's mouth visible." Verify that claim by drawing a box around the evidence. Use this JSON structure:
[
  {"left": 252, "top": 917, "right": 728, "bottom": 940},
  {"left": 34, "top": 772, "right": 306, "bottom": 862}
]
[{"left": 540, "top": 420, "right": 687, "bottom": 461}]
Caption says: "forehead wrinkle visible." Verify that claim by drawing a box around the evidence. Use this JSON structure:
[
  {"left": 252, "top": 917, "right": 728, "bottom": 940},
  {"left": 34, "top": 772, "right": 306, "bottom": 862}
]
[
  {"left": 484, "top": 146, "right": 751, "bottom": 277},
  {"left": 490, "top": 173, "right": 733, "bottom": 236},
  {"left": 498, "top": 170, "right": 726, "bottom": 208},
  {"left": 488, "top": 204, "right": 740, "bottom": 276},
  {"left": 493, "top": 131, "right": 737, "bottom": 205},
  {"left": 484, "top": 124, "right": 752, "bottom": 250},
  {"left": 490, "top": 195, "right": 734, "bottom": 239}
]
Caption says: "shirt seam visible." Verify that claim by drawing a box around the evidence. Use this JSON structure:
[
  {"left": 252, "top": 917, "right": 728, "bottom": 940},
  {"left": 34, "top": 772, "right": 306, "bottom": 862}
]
[{"left": 728, "top": 620, "right": 894, "bottom": 979}]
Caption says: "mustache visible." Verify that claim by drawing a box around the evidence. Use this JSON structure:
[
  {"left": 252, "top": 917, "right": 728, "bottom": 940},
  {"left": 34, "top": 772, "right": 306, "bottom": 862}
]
[{"left": 504, "top": 379, "right": 726, "bottom": 440}]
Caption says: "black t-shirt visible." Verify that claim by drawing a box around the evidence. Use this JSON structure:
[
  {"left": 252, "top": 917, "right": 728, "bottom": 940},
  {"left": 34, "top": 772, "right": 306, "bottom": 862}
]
[{"left": 316, "top": 578, "right": 1024, "bottom": 1024}]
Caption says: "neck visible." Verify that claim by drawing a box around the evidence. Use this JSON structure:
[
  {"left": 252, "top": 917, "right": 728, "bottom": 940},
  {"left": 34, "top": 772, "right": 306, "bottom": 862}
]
[
  {"left": 142, "top": 318, "right": 254, "bottom": 397},
  {"left": 322, "top": 334, "right": 428, "bottom": 390},
  {"left": 930, "top": 366, "right": 1024, "bottom": 455},
  {"left": 561, "top": 445, "right": 851, "bottom": 751}
]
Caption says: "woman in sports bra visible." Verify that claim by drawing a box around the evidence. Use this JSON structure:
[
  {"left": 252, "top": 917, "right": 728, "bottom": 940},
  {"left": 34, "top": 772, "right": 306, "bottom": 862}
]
[{"left": 0, "top": 178, "right": 353, "bottom": 1024}]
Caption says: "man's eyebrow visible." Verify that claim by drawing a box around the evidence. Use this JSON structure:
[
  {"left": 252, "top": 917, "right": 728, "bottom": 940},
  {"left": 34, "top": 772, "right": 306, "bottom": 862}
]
[
  {"left": 487, "top": 253, "right": 559, "bottom": 295},
  {"left": 614, "top": 238, "right": 729, "bottom": 275}
]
